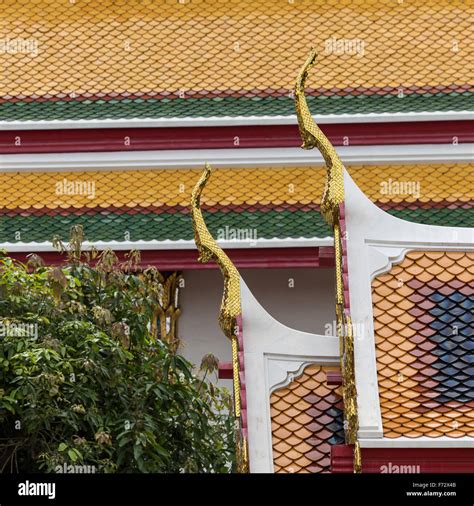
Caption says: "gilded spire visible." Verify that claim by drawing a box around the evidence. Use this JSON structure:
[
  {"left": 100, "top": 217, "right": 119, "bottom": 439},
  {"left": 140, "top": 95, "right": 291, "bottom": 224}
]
[
  {"left": 295, "top": 50, "right": 361, "bottom": 473},
  {"left": 294, "top": 48, "right": 345, "bottom": 226},
  {"left": 190, "top": 163, "right": 242, "bottom": 339},
  {"left": 191, "top": 164, "right": 248, "bottom": 473}
]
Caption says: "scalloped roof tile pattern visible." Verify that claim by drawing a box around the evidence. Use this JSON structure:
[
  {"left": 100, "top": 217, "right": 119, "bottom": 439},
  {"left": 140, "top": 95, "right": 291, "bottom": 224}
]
[
  {"left": 270, "top": 365, "right": 344, "bottom": 473},
  {"left": 1, "top": 0, "right": 473, "bottom": 120},
  {"left": 0, "top": 164, "right": 472, "bottom": 244},
  {"left": 373, "top": 251, "right": 474, "bottom": 438}
]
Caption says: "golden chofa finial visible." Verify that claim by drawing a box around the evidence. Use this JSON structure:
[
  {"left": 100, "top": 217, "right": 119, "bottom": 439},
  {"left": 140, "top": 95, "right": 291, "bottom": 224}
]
[
  {"left": 190, "top": 164, "right": 248, "bottom": 473},
  {"left": 294, "top": 50, "right": 361, "bottom": 474},
  {"left": 190, "top": 163, "right": 241, "bottom": 339},
  {"left": 294, "top": 49, "right": 345, "bottom": 225},
  {"left": 294, "top": 47, "right": 318, "bottom": 150}
]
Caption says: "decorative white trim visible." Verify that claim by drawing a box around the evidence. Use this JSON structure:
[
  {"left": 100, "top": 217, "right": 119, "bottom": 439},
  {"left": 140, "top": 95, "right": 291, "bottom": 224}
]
[
  {"left": 343, "top": 169, "right": 474, "bottom": 441},
  {"left": 240, "top": 280, "right": 339, "bottom": 473},
  {"left": 1, "top": 144, "right": 473, "bottom": 172},
  {"left": 268, "top": 359, "right": 314, "bottom": 395},
  {"left": 0, "top": 237, "right": 333, "bottom": 253},
  {"left": 0, "top": 111, "right": 472, "bottom": 130},
  {"left": 368, "top": 242, "right": 474, "bottom": 281},
  {"left": 367, "top": 246, "right": 409, "bottom": 281},
  {"left": 360, "top": 438, "right": 474, "bottom": 448}
]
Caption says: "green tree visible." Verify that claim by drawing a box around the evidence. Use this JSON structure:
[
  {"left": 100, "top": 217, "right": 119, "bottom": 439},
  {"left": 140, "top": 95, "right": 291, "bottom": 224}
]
[{"left": 0, "top": 229, "right": 235, "bottom": 473}]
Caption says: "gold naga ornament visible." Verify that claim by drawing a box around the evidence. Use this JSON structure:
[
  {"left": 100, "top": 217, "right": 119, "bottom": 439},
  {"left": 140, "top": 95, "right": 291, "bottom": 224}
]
[
  {"left": 295, "top": 48, "right": 362, "bottom": 473},
  {"left": 146, "top": 270, "right": 182, "bottom": 354},
  {"left": 190, "top": 164, "right": 249, "bottom": 473}
]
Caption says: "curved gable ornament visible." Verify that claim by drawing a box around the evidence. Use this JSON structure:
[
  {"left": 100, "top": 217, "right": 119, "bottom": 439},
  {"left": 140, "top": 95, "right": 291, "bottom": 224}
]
[
  {"left": 190, "top": 163, "right": 249, "bottom": 472},
  {"left": 295, "top": 50, "right": 361, "bottom": 473},
  {"left": 295, "top": 48, "right": 345, "bottom": 227},
  {"left": 295, "top": 52, "right": 474, "bottom": 462},
  {"left": 342, "top": 165, "right": 474, "bottom": 446},
  {"left": 190, "top": 163, "right": 241, "bottom": 338}
]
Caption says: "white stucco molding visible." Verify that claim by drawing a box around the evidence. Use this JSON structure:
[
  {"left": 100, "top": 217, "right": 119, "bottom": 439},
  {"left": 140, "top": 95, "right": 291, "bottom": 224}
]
[
  {"left": 268, "top": 358, "right": 316, "bottom": 395},
  {"left": 367, "top": 245, "right": 409, "bottom": 280},
  {"left": 360, "top": 438, "right": 474, "bottom": 448},
  {"left": 344, "top": 169, "right": 474, "bottom": 443},
  {"left": 0, "top": 237, "right": 332, "bottom": 254},
  {"left": 1, "top": 143, "right": 473, "bottom": 171},
  {"left": 240, "top": 280, "right": 339, "bottom": 473}
]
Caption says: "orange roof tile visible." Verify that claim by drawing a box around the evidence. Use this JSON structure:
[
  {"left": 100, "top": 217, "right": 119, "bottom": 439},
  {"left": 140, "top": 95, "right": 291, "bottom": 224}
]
[
  {"left": 270, "top": 365, "right": 344, "bottom": 473},
  {"left": 373, "top": 251, "right": 474, "bottom": 438},
  {"left": 0, "top": 163, "right": 472, "bottom": 244}
]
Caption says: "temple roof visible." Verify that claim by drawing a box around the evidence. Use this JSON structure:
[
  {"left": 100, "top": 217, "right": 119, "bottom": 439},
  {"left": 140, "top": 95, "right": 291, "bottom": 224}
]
[
  {"left": 1, "top": 163, "right": 472, "bottom": 247},
  {"left": 271, "top": 365, "right": 344, "bottom": 473},
  {"left": 1, "top": 0, "right": 473, "bottom": 122},
  {"left": 373, "top": 251, "right": 474, "bottom": 438}
]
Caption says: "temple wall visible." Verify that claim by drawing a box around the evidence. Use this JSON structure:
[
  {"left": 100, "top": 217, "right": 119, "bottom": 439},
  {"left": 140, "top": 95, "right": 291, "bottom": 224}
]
[{"left": 178, "top": 267, "right": 336, "bottom": 387}]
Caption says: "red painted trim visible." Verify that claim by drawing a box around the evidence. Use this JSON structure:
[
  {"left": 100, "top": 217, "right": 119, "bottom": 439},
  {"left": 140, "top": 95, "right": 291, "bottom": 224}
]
[
  {"left": 326, "top": 370, "right": 342, "bottom": 385},
  {"left": 218, "top": 361, "right": 233, "bottom": 380},
  {"left": 332, "top": 444, "right": 474, "bottom": 473},
  {"left": 319, "top": 246, "right": 335, "bottom": 267},
  {"left": 339, "top": 203, "right": 352, "bottom": 312},
  {"left": 3, "top": 199, "right": 472, "bottom": 219},
  {"left": 8, "top": 247, "right": 335, "bottom": 270},
  {"left": 1, "top": 121, "right": 472, "bottom": 154},
  {"left": 236, "top": 314, "right": 248, "bottom": 434},
  {"left": 332, "top": 445, "right": 356, "bottom": 473}
]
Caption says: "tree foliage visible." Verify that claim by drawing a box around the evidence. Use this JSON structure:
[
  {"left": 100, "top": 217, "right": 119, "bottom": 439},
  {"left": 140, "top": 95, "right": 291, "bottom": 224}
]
[{"left": 0, "top": 233, "right": 235, "bottom": 473}]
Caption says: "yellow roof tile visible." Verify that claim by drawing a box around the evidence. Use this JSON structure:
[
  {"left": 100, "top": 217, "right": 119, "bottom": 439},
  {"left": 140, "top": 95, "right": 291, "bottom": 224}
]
[
  {"left": 1, "top": 0, "right": 472, "bottom": 98},
  {"left": 0, "top": 163, "right": 471, "bottom": 211}
]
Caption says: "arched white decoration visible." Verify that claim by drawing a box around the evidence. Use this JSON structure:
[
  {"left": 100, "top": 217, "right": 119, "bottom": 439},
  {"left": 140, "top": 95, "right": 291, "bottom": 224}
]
[
  {"left": 240, "top": 280, "right": 339, "bottom": 473},
  {"left": 268, "top": 359, "right": 315, "bottom": 395},
  {"left": 343, "top": 169, "right": 474, "bottom": 446}
]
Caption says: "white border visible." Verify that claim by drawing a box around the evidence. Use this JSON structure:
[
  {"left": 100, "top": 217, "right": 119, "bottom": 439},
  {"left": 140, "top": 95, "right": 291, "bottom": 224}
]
[
  {"left": 360, "top": 438, "right": 474, "bottom": 448},
  {"left": 0, "top": 111, "right": 472, "bottom": 130},
  {"left": 1, "top": 144, "right": 472, "bottom": 171},
  {"left": 344, "top": 169, "right": 474, "bottom": 446},
  {"left": 0, "top": 237, "right": 333, "bottom": 253},
  {"left": 240, "top": 280, "right": 339, "bottom": 473}
]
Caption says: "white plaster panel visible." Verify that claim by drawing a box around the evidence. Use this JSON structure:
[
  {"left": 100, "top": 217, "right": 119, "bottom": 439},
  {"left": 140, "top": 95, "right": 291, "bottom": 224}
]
[
  {"left": 240, "top": 280, "right": 339, "bottom": 472},
  {"left": 343, "top": 169, "right": 474, "bottom": 442}
]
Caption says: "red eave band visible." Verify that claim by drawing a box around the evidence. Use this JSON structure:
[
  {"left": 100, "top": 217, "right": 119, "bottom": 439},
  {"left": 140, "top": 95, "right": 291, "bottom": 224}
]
[
  {"left": 218, "top": 362, "right": 233, "bottom": 380},
  {"left": 332, "top": 444, "right": 474, "bottom": 473},
  {"left": 1, "top": 121, "right": 473, "bottom": 154},
  {"left": 8, "top": 246, "right": 335, "bottom": 270}
]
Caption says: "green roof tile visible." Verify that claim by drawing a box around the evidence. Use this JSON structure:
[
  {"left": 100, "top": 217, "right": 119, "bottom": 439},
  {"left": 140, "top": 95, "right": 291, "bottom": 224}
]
[
  {"left": 0, "top": 210, "right": 331, "bottom": 244},
  {"left": 1, "top": 93, "right": 472, "bottom": 122},
  {"left": 0, "top": 207, "right": 471, "bottom": 246},
  {"left": 387, "top": 208, "right": 474, "bottom": 228}
]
